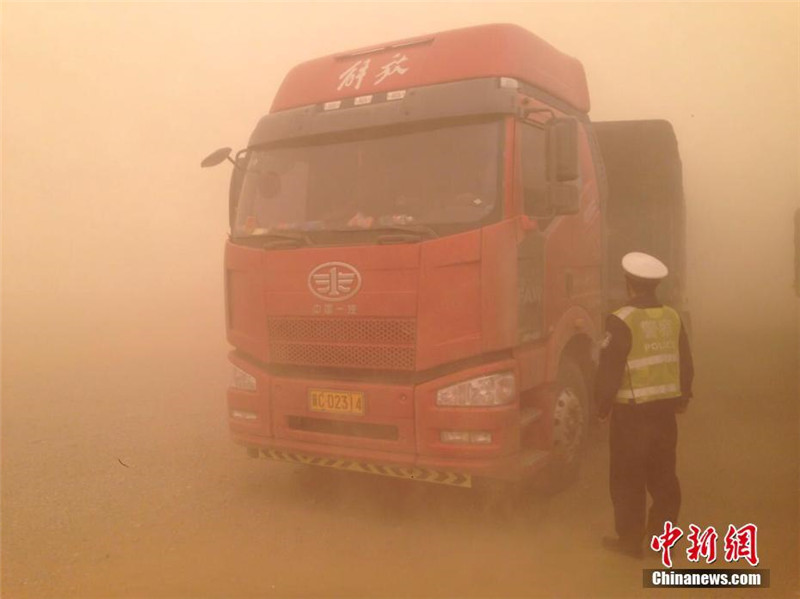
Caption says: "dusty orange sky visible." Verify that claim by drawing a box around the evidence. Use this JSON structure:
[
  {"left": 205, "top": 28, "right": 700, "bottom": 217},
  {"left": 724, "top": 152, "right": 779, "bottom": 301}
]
[
  {"left": 2, "top": 1, "right": 798, "bottom": 362},
  {"left": 1, "top": 4, "right": 798, "bottom": 598}
]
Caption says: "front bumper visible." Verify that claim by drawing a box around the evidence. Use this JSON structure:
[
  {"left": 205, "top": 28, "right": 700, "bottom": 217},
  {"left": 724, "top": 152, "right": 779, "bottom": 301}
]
[{"left": 227, "top": 354, "right": 532, "bottom": 484}]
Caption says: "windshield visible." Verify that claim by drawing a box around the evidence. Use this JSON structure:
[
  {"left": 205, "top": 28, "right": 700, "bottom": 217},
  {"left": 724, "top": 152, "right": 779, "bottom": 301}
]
[{"left": 232, "top": 118, "right": 503, "bottom": 242}]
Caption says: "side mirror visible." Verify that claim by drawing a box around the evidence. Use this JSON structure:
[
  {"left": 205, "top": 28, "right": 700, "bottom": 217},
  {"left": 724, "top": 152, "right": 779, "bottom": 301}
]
[
  {"left": 549, "top": 183, "right": 580, "bottom": 215},
  {"left": 201, "top": 147, "right": 234, "bottom": 168},
  {"left": 546, "top": 118, "right": 579, "bottom": 182},
  {"left": 229, "top": 155, "right": 247, "bottom": 231},
  {"left": 524, "top": 183, "right": 580, "bottom": 218},
  {"left": 523, "top": 187, "right": 547, "bottom": 217}
]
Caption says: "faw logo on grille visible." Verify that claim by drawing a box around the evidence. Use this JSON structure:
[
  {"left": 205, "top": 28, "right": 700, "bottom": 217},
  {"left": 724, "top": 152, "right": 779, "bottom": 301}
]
[{"left": 308, "top": 262, "right": 362, "bottom": 302}]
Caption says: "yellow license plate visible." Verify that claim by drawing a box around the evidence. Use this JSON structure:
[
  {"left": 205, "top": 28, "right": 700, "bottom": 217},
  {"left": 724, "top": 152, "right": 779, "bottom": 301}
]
[{"left": 309, "top": 389, "right": 365, "bottom": 416}]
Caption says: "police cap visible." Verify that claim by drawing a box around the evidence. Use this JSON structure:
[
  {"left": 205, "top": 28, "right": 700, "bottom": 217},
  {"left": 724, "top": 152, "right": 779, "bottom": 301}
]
[{"left": 621, "top": 252, "right": 668, "bottom": 281}]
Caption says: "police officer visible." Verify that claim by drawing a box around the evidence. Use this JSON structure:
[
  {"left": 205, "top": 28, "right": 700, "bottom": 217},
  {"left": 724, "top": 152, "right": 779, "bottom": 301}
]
[{"left": 596, "top": 252, "right": 694, "bottom": 558}]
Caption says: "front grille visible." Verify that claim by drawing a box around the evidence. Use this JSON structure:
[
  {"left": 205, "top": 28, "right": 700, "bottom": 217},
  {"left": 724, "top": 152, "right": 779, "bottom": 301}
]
[
  {"left": 287, "top": 416, "right": 399, "bottom": 441},
  {"left": 270, "top": 342, "right": 415, "bottom": 370},
  {"left": 268, "top": 318, "right": 415, "bottom": 344},
  {"left": 267, "top": 317, "right": 416, "bottom": 370}
]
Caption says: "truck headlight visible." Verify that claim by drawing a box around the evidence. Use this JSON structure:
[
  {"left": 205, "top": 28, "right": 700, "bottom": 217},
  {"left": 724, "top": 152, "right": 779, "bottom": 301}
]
[
  {"left": 231, "top": 364, "right": 257, "bottom": 391},
  {"left": 435, "top": 372, "right": 515, "bottom": 407}
]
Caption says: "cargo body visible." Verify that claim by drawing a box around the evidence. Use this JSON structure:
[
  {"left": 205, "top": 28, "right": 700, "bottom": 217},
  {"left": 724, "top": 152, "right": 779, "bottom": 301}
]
[{"left": 214, "top": 24, "right": 686, "bottom": 488}]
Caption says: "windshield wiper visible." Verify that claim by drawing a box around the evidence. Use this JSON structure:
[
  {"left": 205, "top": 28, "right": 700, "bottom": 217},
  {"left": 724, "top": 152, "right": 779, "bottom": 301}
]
[
  {"left": 246, "top": 231, "right": 312, "bottom": 249},
  {"left": 375, "top": 225, "right": 439, "bottom": 244},
  {"left": 330, "top": 224, "right": 439, "bottom": 244},
  {"left": 375, "top": 225, "right": 438, "bottom": 238}
]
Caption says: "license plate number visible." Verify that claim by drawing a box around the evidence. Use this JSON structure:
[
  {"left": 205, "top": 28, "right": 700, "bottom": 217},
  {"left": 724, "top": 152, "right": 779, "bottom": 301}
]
[{"left": 309, "top": 389, "right": 365, "bottom": 416}]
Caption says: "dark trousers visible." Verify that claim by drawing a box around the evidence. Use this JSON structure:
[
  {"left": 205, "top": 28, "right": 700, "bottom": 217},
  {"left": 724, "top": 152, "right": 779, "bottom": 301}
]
[{"left": 609, "top": 400, "right": 681, "bottom": 549}]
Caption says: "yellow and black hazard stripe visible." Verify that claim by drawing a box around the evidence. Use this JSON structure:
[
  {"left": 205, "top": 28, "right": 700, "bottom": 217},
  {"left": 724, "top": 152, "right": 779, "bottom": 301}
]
[{"left": 260, "top": 449, "right": 472, "bottom": 488}]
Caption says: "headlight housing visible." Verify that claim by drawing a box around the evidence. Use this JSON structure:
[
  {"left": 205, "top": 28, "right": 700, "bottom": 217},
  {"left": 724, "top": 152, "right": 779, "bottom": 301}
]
[
  {"left": 436, "top": 372, "right": 516, "bottom": 407},
  {"left": 231, "top": 364, "right": 257, "bottom": 391}
]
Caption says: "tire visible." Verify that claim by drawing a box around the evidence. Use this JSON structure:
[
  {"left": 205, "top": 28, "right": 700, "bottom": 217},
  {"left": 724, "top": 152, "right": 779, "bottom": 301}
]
[{"left": 540, "top": 359, "right": 589, "bottom": 492}]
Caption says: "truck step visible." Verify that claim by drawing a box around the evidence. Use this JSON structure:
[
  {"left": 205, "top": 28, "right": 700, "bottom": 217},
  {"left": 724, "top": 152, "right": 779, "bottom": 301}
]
[
  {"left": 521, "top": 449, "right": 549, "bottom": 469},
  {"left": 520, "top": 407, "right": 543, "bottom": 428}
]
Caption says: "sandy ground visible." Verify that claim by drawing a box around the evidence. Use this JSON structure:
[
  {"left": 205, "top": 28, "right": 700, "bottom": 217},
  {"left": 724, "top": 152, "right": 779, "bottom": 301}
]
[{"left": 2, "top": 324, "right": 797, "bottom": 598}]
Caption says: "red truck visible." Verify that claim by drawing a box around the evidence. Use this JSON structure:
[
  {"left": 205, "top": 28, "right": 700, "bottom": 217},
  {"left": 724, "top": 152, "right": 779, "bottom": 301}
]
[{"left": 202, "top": 23, "right": 686, "bottom": 490}]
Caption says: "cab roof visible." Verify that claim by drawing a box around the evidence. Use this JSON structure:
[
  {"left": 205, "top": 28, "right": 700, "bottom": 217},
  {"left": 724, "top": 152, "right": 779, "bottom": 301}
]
[{"left": 270, "top": 23, "right": 590, "bottom": 114}]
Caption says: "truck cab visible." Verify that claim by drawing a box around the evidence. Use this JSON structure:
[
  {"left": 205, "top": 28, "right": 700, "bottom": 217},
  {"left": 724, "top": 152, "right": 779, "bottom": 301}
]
[{"left": 205, "top": 23, "right": 684, "bottom": 489}]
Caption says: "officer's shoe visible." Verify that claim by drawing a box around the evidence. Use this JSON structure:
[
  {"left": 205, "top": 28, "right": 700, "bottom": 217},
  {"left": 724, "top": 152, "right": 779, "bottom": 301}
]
[{"left": 601, "top": 536, "right": 644, "bottom": 559}]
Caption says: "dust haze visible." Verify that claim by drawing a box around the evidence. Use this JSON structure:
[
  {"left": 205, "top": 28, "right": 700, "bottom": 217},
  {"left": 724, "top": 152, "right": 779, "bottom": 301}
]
[{"left": 2, "top": 2, "right": 797, "bottom": 598}]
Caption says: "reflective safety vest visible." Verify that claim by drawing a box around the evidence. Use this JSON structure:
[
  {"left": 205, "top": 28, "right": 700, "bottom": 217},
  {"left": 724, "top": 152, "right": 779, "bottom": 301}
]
[{"left": 614, "top": 305, "right": 682, "bottom": 404}]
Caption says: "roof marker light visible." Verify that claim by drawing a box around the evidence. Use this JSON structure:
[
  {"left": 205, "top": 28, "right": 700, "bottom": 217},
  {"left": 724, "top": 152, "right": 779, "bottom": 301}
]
[
  {"left": 323, "top": 100, "right": 342, "bottom": 111},
  {"left": 354, "top": 95, "right": 373, "bottom": 106},
  {"left": 499, "top": 77, "right": 519, "bottom": 89},
  {"left": 387, "top": 90, "right": 407, "bottom": 101}
]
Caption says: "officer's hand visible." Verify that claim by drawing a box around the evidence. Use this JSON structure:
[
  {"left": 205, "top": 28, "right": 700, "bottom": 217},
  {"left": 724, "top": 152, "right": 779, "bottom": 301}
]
[{"left": 675, "top": 398, "right": 690, "bottom": 414}]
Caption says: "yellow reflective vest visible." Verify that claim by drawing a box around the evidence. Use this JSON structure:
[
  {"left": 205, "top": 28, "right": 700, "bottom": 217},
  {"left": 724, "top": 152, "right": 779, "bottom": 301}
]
[{"left": 613, "top": 305, "right": 682, "bottom": 404}]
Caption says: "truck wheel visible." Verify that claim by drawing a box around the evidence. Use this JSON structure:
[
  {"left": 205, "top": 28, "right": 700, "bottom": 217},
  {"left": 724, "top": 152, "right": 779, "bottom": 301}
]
[{"left": 542, "top": 359, "right": 589, "bottom": 491}]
